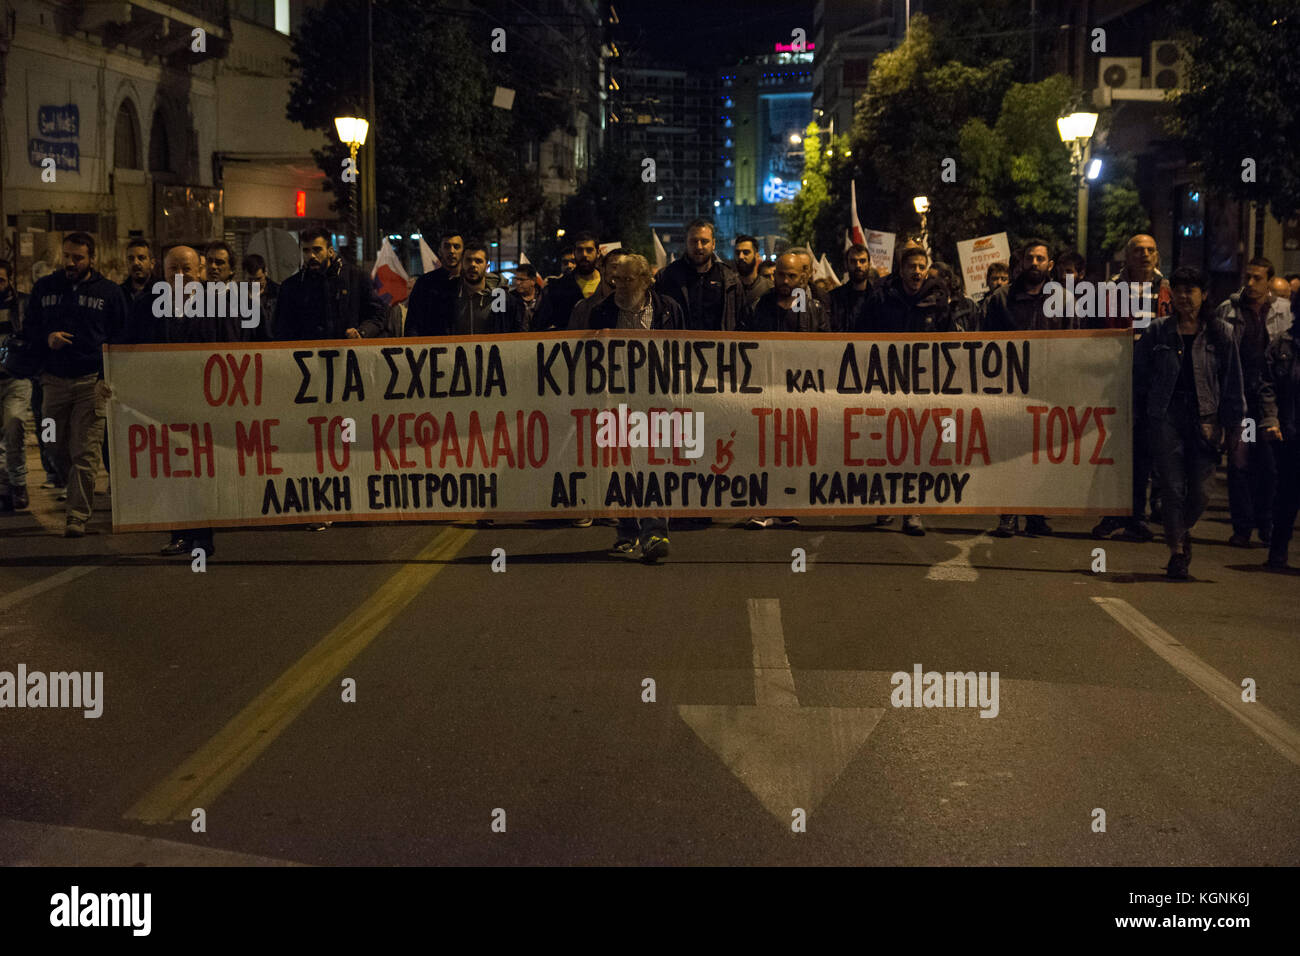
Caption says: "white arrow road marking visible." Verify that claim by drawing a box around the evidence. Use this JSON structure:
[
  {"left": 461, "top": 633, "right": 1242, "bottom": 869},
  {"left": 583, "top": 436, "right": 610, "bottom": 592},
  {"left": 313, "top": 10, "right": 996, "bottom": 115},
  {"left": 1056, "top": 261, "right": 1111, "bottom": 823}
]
[
  {"left": 678, "top": 598, "right": 884, "bottom": 824},
  {"left": 1093, "top": 597, "right": 1300, "bottom": 767},
  {"left": 925, "top": 533, "right": 990, "bottom": 582}
]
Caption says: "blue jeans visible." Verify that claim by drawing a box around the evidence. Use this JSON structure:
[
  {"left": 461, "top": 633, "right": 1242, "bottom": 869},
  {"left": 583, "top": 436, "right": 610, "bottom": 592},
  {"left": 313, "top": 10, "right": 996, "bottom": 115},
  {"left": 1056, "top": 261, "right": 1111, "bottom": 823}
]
[
  {"left": 1149, "top": 397, "right": 1218, "bottom": 551},
  {"left": 0, "top": 374, "right": 32, "bottom": 491}
]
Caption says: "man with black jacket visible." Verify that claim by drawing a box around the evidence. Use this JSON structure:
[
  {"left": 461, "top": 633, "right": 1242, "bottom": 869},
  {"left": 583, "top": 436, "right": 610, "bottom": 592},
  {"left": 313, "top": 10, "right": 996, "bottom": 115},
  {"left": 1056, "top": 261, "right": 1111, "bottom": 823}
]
[
  {"left": 532, "top": 233, "right": 602, "bottom": 331},
  {"left": 23, "top": 232, "right": 129, "bottom": 536},
  {"left": 1260, "top": 292, "right": 1300, "bottom": 570},
  {"left": 742, "top": 253, "right": 830, "bottom": 333},
  {"left": 828, "top": 244, "right": 873, "bottom": 332},
  {"left": 654, "top": 219, "right": 743, "bottom": 331},
  {"left": 274, "top": 227, "right": 386, "bottom": 342},
  {"left": 403, "top": 241, "right": 526, "bottom": 336},
  {"left": 120, "top": 238, "right": 156, "bottom": 304}
]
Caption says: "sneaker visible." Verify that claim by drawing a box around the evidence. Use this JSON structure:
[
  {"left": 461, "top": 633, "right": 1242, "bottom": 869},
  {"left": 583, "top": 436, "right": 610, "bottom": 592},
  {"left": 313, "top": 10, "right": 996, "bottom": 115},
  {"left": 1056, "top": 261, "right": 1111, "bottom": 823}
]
[
  {"left": 64, "top": 521, "right": 85, "bottom": 538},
  {"left": 39, "top": 479, "right": 58, "bottom": 490},
  {"left": 874, "top": 515, "right": 895, "bottom": 527},
  {"left": 611, "top": 538, "right": 637, "bottom": 555},
  {"left": 1091, "top": 516, "right": 1124, "bottom": 539},
  {"left": 1165, "top": 552, "right": 1190, "bottom": 580},
  {"left": 56, "top": 488, "right": 68, "bottom": 502},
  {"left": 1123, "top": 519, "right": 1154, "bottom": 542},
  {"left": 1228, "top": 532, "right": 1251, "bottom": 548},
  {"left": 476, "top": 519, "right": 495, "bottom": 528},
  {"left": 776, "top": 516, "right": 800, "bottom": 526},
  {"left": 159, "top": 535, "right": 190, "bottom": 556},
  {"left": 902, "top": 515, "right": 925, "bottom": 536},
  {"left": 306, "top": 523, "right": 328, "bottom": 532},
  {"left": 11, "top": 486, "right": 28, "bottom": 510},
  {"left": 1023, "top": 516, "right": 1052, "bottom": 537},
  {"left": 1263, "top": 552, "right": 1289, "bottom": 571},
  {"left": 641, "top": 534, "right": 670, "bottom": 562},
  {"left": 572, "top": 517, "right": 593, "bottom": 528},
  {"left": 747, "top": 517, "right": 774, "bottom": 529},
  {"left": 992, "top": 515, "right": 1017, "bottom": 538}
]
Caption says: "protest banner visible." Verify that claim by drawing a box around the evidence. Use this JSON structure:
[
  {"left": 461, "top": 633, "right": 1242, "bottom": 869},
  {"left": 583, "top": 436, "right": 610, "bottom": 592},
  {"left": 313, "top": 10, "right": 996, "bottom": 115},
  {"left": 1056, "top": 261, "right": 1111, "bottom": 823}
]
[
  {"left": 104, "top": 330, "right": 1132, "bottom": 530},
  {"left": 957, "top": 232, "right": 1011, "bottom": 299},
  {"left": 865, "top": 229, "right": 895, "bottom": 275}
]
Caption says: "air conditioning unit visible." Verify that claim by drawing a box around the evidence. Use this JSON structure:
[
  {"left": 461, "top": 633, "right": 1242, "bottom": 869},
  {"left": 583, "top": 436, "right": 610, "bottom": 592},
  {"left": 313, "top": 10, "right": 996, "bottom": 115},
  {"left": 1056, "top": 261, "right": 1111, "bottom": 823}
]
[
  {"left": 1099, "top": 57, "right": 1142, "bottom": 91},
  {"left": 1150, "top": 41, "right": 1189, "bottom": 90}
]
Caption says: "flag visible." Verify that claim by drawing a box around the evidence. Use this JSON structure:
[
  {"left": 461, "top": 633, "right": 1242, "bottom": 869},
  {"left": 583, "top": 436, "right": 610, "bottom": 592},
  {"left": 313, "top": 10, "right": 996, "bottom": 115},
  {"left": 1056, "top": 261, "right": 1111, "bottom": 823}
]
[
  {"left": 652, "top": 231, "right": 668, "bottom": 271},
  {"left": 850, "top": 181, "right": 866, "bottom": 247},
  {"left": 418, "top": 237, "right": 439, "bottom": 274},
  {"left": 820, "top": 253, "right": 841, "bottom": 286},
  {"left": 598, "top": 241, "right": 622, "bottom": 256},
  {"left": 519, "top": 251, "right": 531, "bottom": 266},
  {"left": 372, "top": 238, "right": 411, "bottom": 306},
  {"left": 844, "top": 229, "right": 852, "bottom": 252}
]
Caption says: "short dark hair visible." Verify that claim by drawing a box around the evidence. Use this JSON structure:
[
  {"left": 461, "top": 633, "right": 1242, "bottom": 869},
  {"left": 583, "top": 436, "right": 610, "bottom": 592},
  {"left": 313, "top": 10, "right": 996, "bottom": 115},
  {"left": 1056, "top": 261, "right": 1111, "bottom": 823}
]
[
  {"left": 63, "top": 231, "right": 95, "bottom": 257},
  {"left": 461, "top": 239, "right": 490, "bottom": 261},
  {"left": 514, "top": 265, "right": 537, "bottom": 279},
  {"left": 733, "top": 234, "right": 759, "bottom": 250},
  {"left": 301, "top": 226, "right": 332, "bottom": 246},
  {"left": 757, "top": 260, "right": 775, "bottom": 275},
  {"left": 685, "top": 219, "right": 716, "bottom": 238},
  {"left": 1169, "top": 266, "right": 1208, "bottom": 291},
  {"left": 438, "top": 231, "right": 463, "bottom": 243},
  {"left": 560, "top": 250, "right": 576, "bottom": 260},
  {"left": 570, "top": 232, "right": 598, "bottom": 250},
  {"left": 125, "top": 237, "right": 152, "bottom": 255},
  {"left": 898, "top": 244, "right": 928, "bottom": 267},
  {"left": 986, "top": 261, "right": 1009, "bottom": 279},
  {"left": 1285, "top": 273, "right": 1300, "bottom": 282},
  {"left": 1246, "top": 256, "right": 1275, "bottom": 279},
  {"left": 242, "top": 253, "right": 266, "bottom": 274},
  {"left": 1019, "top": 238, "right": 1052, "bottom": 262},
  {"left": 1055, "top": 250, "right": 1086, "bottom": 277},
  {"left": 206, "top": 240, "right": 234, "bottom": 262},
  {"left": 844, "top": 242, "right": 869, "bottom": 262}
]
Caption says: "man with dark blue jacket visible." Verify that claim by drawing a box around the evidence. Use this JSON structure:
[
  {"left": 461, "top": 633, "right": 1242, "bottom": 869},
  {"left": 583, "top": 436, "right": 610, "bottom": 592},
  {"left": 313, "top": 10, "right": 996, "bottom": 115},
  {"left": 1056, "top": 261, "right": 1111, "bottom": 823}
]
[
  {"left": 274, "top": 228, "right": 386, "bottom": 342},
  {"left": 23, "top": 232, "right": 129, "bottom": 536},
  {"left": 1260, "top": 291, "right": 1300, "bottom": 570},
  {"left": 654, "top": 220, "right": 743, "bottom": 331}
]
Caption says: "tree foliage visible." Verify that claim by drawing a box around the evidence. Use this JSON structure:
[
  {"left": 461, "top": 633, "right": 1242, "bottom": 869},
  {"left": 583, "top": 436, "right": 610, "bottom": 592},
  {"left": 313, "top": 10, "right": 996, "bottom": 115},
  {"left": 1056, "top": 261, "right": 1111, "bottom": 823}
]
[
  {"left": 1169, "top": 0, "right": 1300, "bottom": 221},
  {"left": 287, "top": 0, "right": 566, "bottom": 240},
  {"left": 780, "top": 122, "right": 853, "bottom": 252}
]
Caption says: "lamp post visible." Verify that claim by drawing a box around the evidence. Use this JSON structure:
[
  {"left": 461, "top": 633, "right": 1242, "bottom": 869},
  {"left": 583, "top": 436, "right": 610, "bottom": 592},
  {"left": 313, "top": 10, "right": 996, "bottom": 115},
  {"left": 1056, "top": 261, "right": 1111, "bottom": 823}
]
[
  {"left": 1057, "top": 110, "right": 1098, "bottom": 256},
  {"left": 913, "top": 195, "right": 930, "bottom": 260},
  {"left": 334, "top": 115, "right": 369, "bottom": 260}
]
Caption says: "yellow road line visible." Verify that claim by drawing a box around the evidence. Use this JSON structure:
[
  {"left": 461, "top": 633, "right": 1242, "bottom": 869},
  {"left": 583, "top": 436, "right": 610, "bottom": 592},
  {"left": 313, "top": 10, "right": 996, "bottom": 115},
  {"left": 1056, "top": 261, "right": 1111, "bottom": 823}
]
[{"left": 125, "top": 526, "right": 476, "bottom": 824}]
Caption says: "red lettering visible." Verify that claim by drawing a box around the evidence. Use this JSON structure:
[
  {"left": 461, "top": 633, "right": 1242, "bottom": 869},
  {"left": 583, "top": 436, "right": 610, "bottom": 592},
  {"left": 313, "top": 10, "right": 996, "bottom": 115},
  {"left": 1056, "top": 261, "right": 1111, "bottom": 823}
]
[
  {"left": 929, "top": 407, "right": 953, "bottom": 466},
  {"left": 843, "top": 408, "right": 864, "bottom": 467},
  {"left": 886, "top": 407, "right": 908, "bottom": 466},
  {"left": 371, "top": 414, "right": 399, "bottom": 469},
  {"left": 307, "top": 416, "right": 328, "bottom": 474},
  {"left": 203, "top": 354, "right": 227, "bottom": 407},
  {"left": 128, "top": 424, "right": 148, "bottom": 478},
  {"left": 966, "top": 408, "right": 990, "bottom": 465},
  {"left": 1091, "top": 406, "right": 1116, "bottom": 464},
  {"left": 751, "top": 407, "right": 773, "bottom": 467},
  {"left": 1047, "top": 406, "right": 1068, "bottom": 463},
  {"left": 1026, "top": 405, "right": 1050, "bottom": 463}
]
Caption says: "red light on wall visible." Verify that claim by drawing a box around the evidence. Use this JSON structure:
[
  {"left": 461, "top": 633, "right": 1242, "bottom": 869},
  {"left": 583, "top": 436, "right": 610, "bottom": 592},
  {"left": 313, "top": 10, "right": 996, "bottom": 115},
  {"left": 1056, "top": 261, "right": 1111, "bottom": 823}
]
[
  {"left": 773, "top": 42, "right": 814, "bottom": 52},
  {"left": 295, "top": 190, "right": 307, "bottom": 217}
]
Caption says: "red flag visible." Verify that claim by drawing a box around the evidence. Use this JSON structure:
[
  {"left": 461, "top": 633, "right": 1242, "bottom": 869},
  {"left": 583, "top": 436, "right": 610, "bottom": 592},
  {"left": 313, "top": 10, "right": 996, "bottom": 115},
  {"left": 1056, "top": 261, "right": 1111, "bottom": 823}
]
[
  {"left": 371, "top": 237, "right": 411, "bottom": 306},
  {"left": 850, "top": 181, "right": 866, "bottom": 247}
]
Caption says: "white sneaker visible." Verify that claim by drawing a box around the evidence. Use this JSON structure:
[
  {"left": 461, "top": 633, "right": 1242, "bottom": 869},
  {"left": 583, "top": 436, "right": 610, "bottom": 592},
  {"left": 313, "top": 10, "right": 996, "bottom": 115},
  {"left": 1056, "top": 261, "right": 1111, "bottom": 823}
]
[{"left": 747, "top": 517, "right": 775, "bottom": 529}]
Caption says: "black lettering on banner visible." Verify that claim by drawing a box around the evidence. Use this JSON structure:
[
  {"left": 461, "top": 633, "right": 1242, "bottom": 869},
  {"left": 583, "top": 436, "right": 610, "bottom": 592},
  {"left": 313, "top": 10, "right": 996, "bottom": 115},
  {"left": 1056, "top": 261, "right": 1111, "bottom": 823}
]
[
  {"left": 382, "top": 347, "right": 403, "bottom": 399},
  {"left": 293, "top": 351, "right": 316, "bottom": 404},
  {"left": 739, "top": 343, "right": 761, "bottom": 393}
]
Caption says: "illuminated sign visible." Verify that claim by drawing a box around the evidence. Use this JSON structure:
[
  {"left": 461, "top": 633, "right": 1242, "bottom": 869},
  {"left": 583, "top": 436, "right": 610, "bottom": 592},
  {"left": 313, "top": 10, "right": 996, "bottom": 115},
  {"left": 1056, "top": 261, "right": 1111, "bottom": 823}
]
[
  {"left": 295, "top": 190, "right": 307, "bottom": 217},
  {"left": 773, "top": 42, "right": 815, "bottom": 52},
  {"left": 762, "top": 177, "right": 799, "bottom": 203}
]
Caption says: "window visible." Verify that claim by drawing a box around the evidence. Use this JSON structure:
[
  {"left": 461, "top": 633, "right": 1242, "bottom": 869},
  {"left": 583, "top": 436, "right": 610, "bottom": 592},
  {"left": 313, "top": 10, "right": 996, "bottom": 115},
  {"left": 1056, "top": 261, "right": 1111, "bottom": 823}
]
[{"left": 114, "top": 100, "right": 140, "bottom": 169}]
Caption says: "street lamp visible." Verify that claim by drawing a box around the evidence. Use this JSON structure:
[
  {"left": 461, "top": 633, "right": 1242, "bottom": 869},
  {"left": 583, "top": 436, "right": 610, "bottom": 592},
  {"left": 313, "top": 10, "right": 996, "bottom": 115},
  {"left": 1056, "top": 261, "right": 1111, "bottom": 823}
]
[
  {"left": 334, "top": 116, "right": 369, "bottom": 259},
  {"left": 1057, "top": 110, "right": 1098, "bottom": 255},
  {"left": 913, "top": 195, "right": 930, "bottom": 259}
]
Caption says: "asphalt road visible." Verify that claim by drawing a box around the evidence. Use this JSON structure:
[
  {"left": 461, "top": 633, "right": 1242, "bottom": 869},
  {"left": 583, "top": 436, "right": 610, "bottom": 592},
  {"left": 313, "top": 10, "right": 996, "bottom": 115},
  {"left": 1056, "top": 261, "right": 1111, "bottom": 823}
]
[{"left": 1, "top": 458, "right": 1297, "bottom": 866}]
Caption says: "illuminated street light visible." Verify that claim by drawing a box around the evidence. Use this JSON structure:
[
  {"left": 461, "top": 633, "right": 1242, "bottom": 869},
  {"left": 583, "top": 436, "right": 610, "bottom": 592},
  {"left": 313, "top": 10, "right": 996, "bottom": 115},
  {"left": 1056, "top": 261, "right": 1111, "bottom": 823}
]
[
  {"left": 1058, "top": 110, "right": 1099, "bottom": 253},
  {"left": 333, "top": 116, "right": 370, "bottom": 257}
]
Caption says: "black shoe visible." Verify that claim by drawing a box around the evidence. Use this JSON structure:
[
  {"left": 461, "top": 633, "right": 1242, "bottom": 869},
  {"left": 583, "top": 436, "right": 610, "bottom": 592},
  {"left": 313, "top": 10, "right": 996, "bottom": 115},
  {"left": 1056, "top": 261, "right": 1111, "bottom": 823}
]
[
  {"left": 1228, "top": 532, "right": 1251, "bottom": 548},
  {"left": 10, "top": 486, "right": 28, "bottom": 510},
  {"left": 874, "top": 515, "right": 895, "bottom": 527},
  {"left": 641, "top": 534, "right": 670, "bottom": 562},
  {"left": 160, "top": 536, "right": 190, "bottom": 556},
  {"left": 1091, "top": 516, "right": 1123, "bottom": 539},
  {"left": 992, "top": 515, "right": 1017, "bottom": 538},
  {"left": 1165, "top": 553, "right": 1190, "bottom": 580},
  {"left": 1264, "top": 552, "right": 1289, "bottom": 571},
  {"left": 1123, "top": 520, "right": 1154, "bottom": 542},
  {"left": 902, "top": 515, "right": 926, "bottom": 536},
  {"left": 1023, "top": 516, "right": 1052, "bottom": 537}
]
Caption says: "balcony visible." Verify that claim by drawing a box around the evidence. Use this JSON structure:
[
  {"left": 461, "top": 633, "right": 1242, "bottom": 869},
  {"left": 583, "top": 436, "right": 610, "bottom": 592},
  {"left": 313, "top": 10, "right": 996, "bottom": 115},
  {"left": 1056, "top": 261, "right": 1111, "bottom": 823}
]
[{"left": 74, "top": 0, "right": 230, "bottom": 63}]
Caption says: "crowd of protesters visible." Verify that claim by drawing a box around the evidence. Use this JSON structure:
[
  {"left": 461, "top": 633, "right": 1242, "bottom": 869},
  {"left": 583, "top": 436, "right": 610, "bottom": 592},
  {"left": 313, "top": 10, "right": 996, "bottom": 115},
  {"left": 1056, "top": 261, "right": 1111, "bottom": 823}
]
[{"left": 1, "top": 219, "right": 1298, "bottom": 579}]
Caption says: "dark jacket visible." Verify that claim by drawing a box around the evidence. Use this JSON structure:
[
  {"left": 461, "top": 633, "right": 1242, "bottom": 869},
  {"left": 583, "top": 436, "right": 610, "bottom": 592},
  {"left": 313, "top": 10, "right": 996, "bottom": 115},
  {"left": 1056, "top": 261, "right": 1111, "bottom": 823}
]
[
  {"left": 0, "top": 288, "right": 41, "bottom": 379},
  {"left": 1259, "top": 312, "right": 1300, "bottom": 440},
  {"left": 531, "top": 271, "right": 597, "bottom": 331},
  {"left": 654, "top": 256, "right": 744, "bottom": 331},
  {"left": 828, "top": 282, "right": 871, "bottom": 333},
  {"left": 122, "top": 286, "right": 252, "bottom": 345},
  {"left": 119, "top": 277, "right": 153, "bottom": 304},
  {"left": 587, "top": 289, "right": 684, "bottom": 330},
  {"left": 950, "top": 295, "right": 980, "bottom": 332},
  {"left": 1134, "top": 308, "right": 1245, "bottom": 430},
  {"left": 982, "top": 274, "right": 1074, "bottom": 332},
  {"left": 274, "top": 258, "right": 386, "bottom": 341},
  {"left": 742, "top": 288, "right": 830, "bottom": 333},
  {"left": 405, "top": 269, "right": 505, "bottom": 335},
  {"left": 739, "top": 273, "right": 774, "bottom": 312},
  {"left": 862, "top": 273, "right": 952, "bottom": 334},
  {"left": 24, "top": 269, "right": 129, "bottom": 378},
  {"left": 404, "top": 279, "right": 526, "bottom": 336}
]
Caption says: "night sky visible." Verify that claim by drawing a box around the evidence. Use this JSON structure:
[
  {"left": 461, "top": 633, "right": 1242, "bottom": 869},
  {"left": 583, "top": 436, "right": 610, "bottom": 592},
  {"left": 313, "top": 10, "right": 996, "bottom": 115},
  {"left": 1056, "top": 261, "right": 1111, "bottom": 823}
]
[{"left": 615, "top": 0, "right": 815, "bottom": 67}]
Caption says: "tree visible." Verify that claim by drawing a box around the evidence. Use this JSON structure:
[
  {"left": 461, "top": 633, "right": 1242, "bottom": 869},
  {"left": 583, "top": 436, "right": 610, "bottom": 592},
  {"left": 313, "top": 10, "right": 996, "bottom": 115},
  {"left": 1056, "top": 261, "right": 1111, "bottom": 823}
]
[
  {"left": 1170, "top": 0, "right": 1300, "bottom": 231},
  {"left": 287, "top": 0, "right": 566, "bottom": 242},
  {"left": 559, "top": 145, "right": 652, "bottom": 257},
  {"left": 780, "top": 122, "right": 854, "bottom": 253}
]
